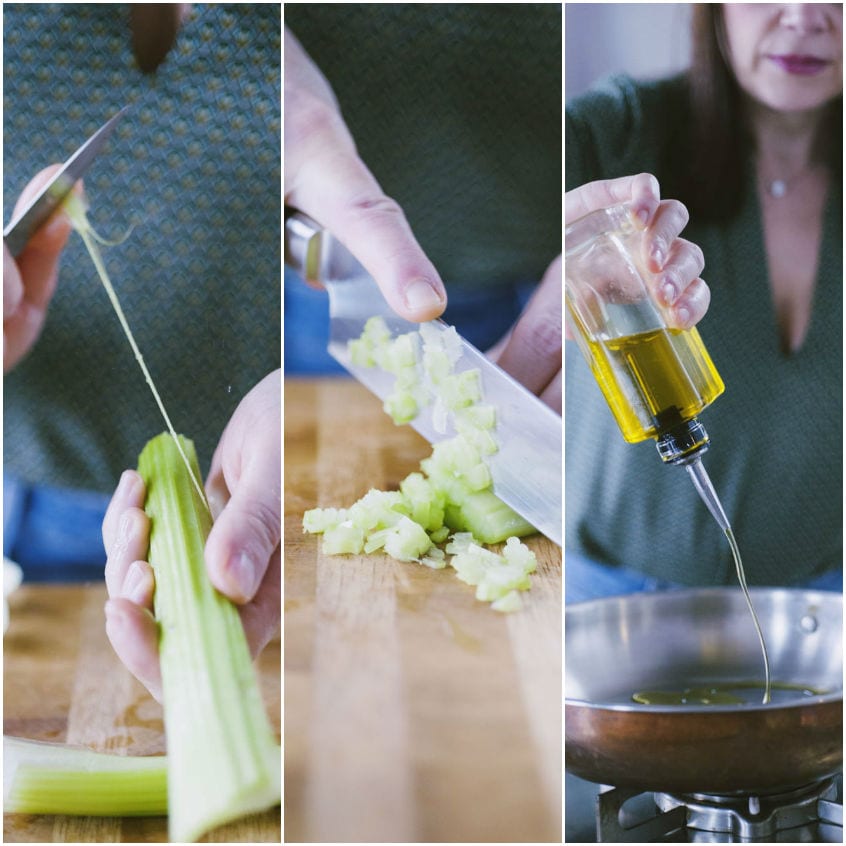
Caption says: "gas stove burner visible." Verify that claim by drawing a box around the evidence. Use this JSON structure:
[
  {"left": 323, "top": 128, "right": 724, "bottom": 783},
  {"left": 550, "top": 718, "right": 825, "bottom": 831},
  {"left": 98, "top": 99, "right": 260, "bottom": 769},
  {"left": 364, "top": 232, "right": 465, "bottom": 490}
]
[
  {"left": 596, "top": 775, "right": 843, "bottom": 842},
  {"left": 656, "top": 778, "right": 840, "bottom": 839}
]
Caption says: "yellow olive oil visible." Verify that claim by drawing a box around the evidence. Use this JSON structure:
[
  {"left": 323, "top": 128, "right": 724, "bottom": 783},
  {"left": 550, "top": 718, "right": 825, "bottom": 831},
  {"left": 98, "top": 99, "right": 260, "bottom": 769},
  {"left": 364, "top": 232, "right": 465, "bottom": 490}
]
[
  {"left": 583, "top": 327, "right": 725, "bottom": 443},
  {"left": 632, "top": 681, "right": 824, "bottom": 706}
]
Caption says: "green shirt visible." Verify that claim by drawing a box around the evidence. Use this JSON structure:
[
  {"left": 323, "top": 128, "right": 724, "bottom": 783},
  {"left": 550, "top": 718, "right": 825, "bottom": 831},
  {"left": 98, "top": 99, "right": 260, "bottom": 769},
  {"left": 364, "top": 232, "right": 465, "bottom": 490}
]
[
  {"left": 4, "top": 4, "right": 281, "bottom": 491},
  {"left": 565, "top": 74, "right": 842, "bottom": 586}
]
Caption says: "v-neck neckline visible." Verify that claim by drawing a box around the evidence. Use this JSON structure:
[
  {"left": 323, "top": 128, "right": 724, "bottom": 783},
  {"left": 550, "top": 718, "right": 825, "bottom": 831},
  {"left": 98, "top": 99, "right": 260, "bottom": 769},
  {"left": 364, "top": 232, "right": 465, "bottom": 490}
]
[{"left": 743, "top": 165, "right": 837, "bottom": 359}]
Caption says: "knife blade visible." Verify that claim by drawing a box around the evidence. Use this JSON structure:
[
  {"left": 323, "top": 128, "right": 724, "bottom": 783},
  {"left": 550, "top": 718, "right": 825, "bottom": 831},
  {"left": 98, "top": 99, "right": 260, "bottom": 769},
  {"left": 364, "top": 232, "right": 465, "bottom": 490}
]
[
  {"left": 285, "top": 211, "right": 562, "bottom": 546},
  {"left": 3, "top": 106, "right": 127, "bottom": 257}
]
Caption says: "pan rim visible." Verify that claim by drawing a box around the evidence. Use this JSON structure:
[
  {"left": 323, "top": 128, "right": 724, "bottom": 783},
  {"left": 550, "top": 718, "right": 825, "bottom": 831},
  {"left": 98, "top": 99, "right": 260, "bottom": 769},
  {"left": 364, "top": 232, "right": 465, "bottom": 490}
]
[{"left": 565, "top": 585, "right": 843, "bottom": 714}]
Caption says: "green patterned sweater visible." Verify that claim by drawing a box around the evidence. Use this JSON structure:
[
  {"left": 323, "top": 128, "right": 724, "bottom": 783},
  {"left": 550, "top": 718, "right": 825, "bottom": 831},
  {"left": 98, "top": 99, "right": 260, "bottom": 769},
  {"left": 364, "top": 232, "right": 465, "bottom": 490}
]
[
  {"left": 565, "top": 74, "right": 842, "bottom": 586},
  {"left": 3, "top": 4, "right": 281, "bottom": 491}
]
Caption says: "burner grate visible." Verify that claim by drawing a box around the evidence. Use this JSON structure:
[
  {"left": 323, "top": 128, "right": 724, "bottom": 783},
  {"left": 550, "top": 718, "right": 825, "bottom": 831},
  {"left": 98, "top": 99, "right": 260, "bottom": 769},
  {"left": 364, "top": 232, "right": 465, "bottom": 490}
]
[{"left": 596, "top": 776, "right": 842, "bottom": 843}]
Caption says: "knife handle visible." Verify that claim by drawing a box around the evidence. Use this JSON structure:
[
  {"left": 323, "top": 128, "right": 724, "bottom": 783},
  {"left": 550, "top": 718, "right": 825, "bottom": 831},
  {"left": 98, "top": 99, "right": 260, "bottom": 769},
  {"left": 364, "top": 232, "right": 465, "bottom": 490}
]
[{"left": 284, "top": 207, "right": 325, "bottom": 284}]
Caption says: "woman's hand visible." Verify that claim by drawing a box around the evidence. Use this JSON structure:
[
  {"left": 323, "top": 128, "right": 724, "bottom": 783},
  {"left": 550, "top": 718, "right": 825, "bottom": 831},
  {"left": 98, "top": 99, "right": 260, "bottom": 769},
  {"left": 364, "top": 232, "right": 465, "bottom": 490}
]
[
  {"left": 565, "top": 173, "right": 710, "bottom": 330},
  {"left": 102, "top": 371, "right": 281, "bottom": 701},
  {"left": 4, "top": 165, "right": 73, "bottom": 372},
  {"left": 285, "top": 27, "right": 446, "bottom": 322},
  {"left": 491, "top": 255, "right": 562, "bottom": 414}
]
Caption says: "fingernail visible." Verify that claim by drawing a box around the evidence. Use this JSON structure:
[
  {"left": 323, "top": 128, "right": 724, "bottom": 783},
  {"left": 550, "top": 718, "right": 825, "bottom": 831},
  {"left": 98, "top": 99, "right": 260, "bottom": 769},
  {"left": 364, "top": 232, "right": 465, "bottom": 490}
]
[
  {"left": 636, "top": 208, "right": 650, "bottom": 226},
  {"left": 123, "top": 561, "right": 148, "bottom": 605},
  {"left": 662, "top": 280, "right": 677, "bottom": 306},
  {"left": 651, "top": 246, "right": 665, "bottom": 269},
  {"left": 225, "top": 552, "right": 260, "bottom": 602},
  {"left": 676, "top": 306, "right": 691, "bottom": 327},
  {"left": 404, "top": 279, "right": 443, "bottom": 313}
]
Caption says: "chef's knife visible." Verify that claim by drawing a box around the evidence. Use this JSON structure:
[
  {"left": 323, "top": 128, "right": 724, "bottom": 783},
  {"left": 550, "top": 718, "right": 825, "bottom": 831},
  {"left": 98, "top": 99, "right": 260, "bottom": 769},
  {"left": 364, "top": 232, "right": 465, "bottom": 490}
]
[
  {"left": 285, "top": 211, "right": 562, "bottom": 546},
  {"left": 4, "top": 107, "right": 127, "bottom": 257}
]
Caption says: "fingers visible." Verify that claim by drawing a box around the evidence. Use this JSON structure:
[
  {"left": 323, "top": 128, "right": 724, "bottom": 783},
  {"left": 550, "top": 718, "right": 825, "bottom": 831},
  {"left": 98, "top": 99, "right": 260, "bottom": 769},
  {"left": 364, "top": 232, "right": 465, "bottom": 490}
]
[
  {"left": 494, "top": 255, "right": 562, "bottom": 413},
  {"left": 103, "top": 470, "right": 146, "bottom": 552},
  {"left": 104, "top": 598, "right": 163, "bottom": 702},
  {"left": 204, "top": 372, "right": 281, "bottom": 605},
  {"left": 285, "top": 30, "right": 445, "bottom": 322},
  {"left": 205, "top": 468, "right": 281, "bottom": 604},
  {"left": 639, "top": 200, "right": 710, "bottom": 328},
  {"left": 103, "top": 470, "right": 149, "bottom": 603},
  {"left": 565, "top": 173, "right": 660, "bottom": 226},
  {"left": 641, "top": 199, "right": 690, "bottom": 273},
  {"left": 238, "top": 546, "right": 281, "bottom": 658},
  {"left": 4, "top": 165, "right": 75, "bottom": 372},
  {"left": 669, "top": 276, "right": 711, "bottom": 330}
]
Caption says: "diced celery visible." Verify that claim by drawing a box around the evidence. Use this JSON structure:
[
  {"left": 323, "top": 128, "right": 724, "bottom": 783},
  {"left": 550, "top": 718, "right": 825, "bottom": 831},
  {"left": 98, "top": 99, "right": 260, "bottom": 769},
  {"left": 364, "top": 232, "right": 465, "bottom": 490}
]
[
  {"left": 455, "top": 405, "right": 497, "bottom": 431},
  {"left": 383, "top": 516, "right": 433, "bottom": 562},
  {"left": 384, "top": 391, "right": 418, "bottom": 425},
  {"left": 331, "top": 315, "right": 547, "bottom": 611},
  {"left": 322, "top": 522, "right": 366, "bottom": 555},
  {"left": 303, "top": 507, "right": 348, "bottom": 534},
  {"left": 349, "top": 490, "right": 405, "bottom": 531},
  {"left": 503, "top": 536, "right": 538, "bottom": 574},
  {"left": 476, "top": 564, "right": 532, "bottom": 602},
  {"left": 138, "top": 434, "right": 280, "bottom": 842},
  {"left": 441, "top": 490, "right": 534, "bottom": 544},
  {"left": 491, "top": 590, "right": 523, "bottom": 613},
  {"left": 428, "top": 526, "right": 450, "bottom": 544},
  {"left": 418, "top": 548, "right": 447, "bottom": 569}
]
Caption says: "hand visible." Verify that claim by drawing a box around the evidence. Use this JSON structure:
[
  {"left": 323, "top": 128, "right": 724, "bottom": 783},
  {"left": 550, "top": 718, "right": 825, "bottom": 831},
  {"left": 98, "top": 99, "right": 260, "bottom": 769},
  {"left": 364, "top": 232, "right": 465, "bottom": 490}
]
[
  {"left": 284, "top": 27, "right": 446, "bottom": 322},
  {"left": 102, "top": 371, "right": 281, "bottom": 700},
  {"left": 491, "top": 255, "right": 562, "bottom": 414},
  {"left": 4, "top": 165, "right": 74, "bottom": 372},
  {"left": 565, "top": 173, "right": 710, "bottom": 330}
]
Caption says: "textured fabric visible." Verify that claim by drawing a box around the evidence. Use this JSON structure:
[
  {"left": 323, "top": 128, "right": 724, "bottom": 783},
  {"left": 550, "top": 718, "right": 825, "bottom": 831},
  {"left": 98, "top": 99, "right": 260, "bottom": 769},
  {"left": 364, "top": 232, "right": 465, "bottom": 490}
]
[
  {"left": 284, "top": 4, "right": 562, "bottom": 294},
  {"left": 565, "top": 74, "right": 842, "bottom": 588},
  {"left": 4, "top": 5, "right": 281, "bottom": 499}
]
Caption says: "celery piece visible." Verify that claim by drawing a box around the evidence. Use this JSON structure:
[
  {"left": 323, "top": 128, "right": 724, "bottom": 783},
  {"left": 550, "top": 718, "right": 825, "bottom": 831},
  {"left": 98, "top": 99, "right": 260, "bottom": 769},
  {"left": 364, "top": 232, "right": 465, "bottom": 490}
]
[
  {"left": 138, "top": 433, "right": 280, "bottom": 842},
  {"left": 491, "top": 590, "right": 524, "bottom": 613},
  {"left": 383, "top": 516, "right": 433, "bottom": 562},
  {"left": 303, "top": 506, "right": 348, "bottom": 534},
  {"left": 446, "top": 490, "right": 535, "bottom": 544},
  {"left": 4, "top": 736, "right": 168, "bottom": 817},
  {"left": 383, "top": 391, "right": 418, "bottom": 425},
  {"left": 322, "top": 522, "right": 366, "bottom": 555}
]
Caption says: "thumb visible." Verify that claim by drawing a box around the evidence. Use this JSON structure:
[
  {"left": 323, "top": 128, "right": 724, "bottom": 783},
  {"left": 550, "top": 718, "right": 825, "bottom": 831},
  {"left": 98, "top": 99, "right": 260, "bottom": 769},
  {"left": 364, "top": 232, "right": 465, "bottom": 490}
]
[{"left": 204, "top": 463, "right": 281, "bottom": 605}]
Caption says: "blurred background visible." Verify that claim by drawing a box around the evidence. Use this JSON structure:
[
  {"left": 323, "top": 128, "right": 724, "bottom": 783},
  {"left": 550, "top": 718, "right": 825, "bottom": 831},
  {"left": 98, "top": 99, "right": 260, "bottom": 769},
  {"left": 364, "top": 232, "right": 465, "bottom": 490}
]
[{"left": 565, "top": 3, "right": 692, "bottom": 99}]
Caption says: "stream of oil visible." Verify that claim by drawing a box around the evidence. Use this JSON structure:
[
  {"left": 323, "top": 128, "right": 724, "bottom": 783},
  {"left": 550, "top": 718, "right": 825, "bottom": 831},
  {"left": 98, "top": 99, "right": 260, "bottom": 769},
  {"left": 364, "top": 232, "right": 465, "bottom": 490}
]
[
  {"left": 633, "top": 681, "right": 826, "bottom": 706},
  {"left": 725, "top": 526, "right": 772, "bottom": 704}
]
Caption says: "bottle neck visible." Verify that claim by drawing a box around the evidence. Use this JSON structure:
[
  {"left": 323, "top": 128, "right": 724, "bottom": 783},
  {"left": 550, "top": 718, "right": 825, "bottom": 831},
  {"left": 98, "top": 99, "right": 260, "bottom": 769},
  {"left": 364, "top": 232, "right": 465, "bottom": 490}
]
[{"left": 655, "top": 418, "right": 710, "bottom": 465}]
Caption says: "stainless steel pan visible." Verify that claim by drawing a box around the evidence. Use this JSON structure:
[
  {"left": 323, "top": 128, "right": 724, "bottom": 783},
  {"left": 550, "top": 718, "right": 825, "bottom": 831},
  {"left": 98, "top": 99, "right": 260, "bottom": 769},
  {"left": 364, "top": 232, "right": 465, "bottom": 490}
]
[{"left": 565, "top": 588, "right": 842, "bottom": 793}]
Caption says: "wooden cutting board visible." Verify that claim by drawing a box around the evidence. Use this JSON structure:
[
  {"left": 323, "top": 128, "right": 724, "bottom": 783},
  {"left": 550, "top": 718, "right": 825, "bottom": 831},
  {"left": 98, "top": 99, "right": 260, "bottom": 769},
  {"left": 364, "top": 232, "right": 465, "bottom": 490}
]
[
  {"left": 285, "top": 377, "right": 562, "bottom": 843},
  {"left": 3, "top": 583, "right": 281, "bottom": 843}
]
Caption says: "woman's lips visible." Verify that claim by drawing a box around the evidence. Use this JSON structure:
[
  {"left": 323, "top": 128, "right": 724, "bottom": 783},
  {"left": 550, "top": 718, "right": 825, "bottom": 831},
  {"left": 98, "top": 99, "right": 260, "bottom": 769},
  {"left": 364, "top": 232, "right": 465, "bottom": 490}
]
[{"left": 768, "top": 54, "right": 831, "bottom": 75}]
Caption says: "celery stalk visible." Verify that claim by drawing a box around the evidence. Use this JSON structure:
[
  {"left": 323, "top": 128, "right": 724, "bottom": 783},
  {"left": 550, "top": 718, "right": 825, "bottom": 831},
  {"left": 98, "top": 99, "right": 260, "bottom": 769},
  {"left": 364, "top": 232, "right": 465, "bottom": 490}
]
[
  {"left": 138, "top": 433, "right": 280, "bottom": 842},
  {"left": 3, "top": 736, "right": 167, "bottom": 816}
]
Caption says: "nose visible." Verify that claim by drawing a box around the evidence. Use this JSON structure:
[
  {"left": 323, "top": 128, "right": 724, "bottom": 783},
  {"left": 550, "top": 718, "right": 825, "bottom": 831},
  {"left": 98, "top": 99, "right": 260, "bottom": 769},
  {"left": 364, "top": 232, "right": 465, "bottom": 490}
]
[{"left": 778, "top": 4, "right": 833, "bottom": 34}]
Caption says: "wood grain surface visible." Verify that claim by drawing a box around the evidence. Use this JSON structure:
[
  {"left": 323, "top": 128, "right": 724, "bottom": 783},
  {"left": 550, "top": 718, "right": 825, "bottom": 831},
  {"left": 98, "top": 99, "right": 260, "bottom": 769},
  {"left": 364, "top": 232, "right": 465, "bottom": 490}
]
[
  {"left": 3, "top": 583, "right": 281, "bottom": 843},
  {"left": 284, "top": 377, "right": 562, "bottom": 843}
]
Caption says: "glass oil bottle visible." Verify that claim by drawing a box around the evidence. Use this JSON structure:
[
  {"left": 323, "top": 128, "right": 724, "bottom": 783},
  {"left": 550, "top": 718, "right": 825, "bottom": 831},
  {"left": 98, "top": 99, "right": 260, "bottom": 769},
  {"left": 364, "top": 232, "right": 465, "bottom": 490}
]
[{"left": 565, "top": 204, "right": 770, "bottom": 703}]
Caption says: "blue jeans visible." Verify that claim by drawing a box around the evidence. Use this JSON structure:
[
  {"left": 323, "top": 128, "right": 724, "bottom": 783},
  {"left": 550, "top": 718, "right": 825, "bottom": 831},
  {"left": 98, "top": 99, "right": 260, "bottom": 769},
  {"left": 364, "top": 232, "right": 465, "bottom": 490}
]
[
  {"left": 4, "top": 474, "right": 110, "bottom": 582},
  {"left": 565, "top": 550, "right": 842, "bottom": 604}
]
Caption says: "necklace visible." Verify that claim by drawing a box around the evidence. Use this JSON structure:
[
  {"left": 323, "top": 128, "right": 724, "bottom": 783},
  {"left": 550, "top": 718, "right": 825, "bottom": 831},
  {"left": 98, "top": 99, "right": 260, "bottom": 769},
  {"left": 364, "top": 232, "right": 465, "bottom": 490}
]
[{"left": 767, "top": 179, "right": 788, "bottom": 198}]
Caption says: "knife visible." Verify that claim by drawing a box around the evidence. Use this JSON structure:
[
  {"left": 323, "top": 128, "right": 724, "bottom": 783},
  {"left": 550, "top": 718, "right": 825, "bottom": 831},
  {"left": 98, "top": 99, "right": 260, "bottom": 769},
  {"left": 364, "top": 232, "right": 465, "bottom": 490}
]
[
  {"left": 3, "top": 107, "right": 127, "bottom": 257},
  {"left": 285, "top": 211, "right": 562, "bottom": 546}
]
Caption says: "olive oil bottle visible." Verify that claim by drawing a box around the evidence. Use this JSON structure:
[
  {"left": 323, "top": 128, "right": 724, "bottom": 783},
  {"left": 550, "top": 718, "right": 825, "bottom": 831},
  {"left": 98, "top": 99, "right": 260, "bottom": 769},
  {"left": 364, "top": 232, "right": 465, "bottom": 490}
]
[{"left": 565, "top": 204, "right": 771, "bottom": 703}]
